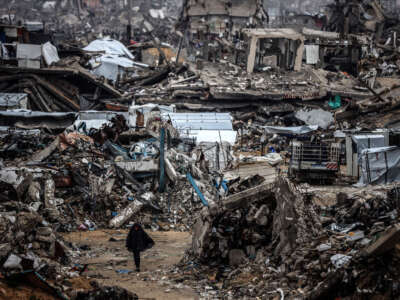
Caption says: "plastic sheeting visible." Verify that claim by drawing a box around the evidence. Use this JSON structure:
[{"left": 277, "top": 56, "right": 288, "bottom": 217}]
[
  {"left": 264, "top": 125, "right": 318, "bottom": 135},
  {"left": 84, "top": 39, "right": 138, "bottom": 82},
  {"left": 295, "top": 109, "right": 334, "bottom": 130},
  {"left": 83, "top": 38, "right": 134, "bottom": 59},
  {"left": 83, "top": 38, "right": 138, "bottom": 81},
  {"left": 265, "top": 153, "right": 283, "bottom": 166},
  {"left": 149, "top": 9, "right": 165, "bottom": 19},
  {"left": 352, "top": 134, "right": 386, "bottom": 157},
  {"left": 42, "top": 42, "right": 60, "bottom": 66},
  {"left": 89, "top": 54, "right": 136, "bottom": 82},
  {"left": 356, "top": 146, "right": 400, "bottom": 186}
]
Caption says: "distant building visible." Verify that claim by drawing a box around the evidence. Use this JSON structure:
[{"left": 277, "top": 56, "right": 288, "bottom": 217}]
[{"left": 179, "top": 0, "right": 268, "bottom": 36}]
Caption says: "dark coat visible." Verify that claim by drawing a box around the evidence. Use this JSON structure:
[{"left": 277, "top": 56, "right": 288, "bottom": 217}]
[{"left": 126, "top": 223, "right": 154, "bottom": 252}]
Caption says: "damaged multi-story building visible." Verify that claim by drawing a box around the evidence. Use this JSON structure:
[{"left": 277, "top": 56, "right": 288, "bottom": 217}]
[
  {"left": 177, "top": 0, "right": 268, "bottom": 61},
  {"left": 179, "top": 0, "right": 268, "bottom": 33}
]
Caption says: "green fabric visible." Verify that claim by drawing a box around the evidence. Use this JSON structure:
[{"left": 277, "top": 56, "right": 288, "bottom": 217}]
[{"left": 329, "top": 95, "right": 341, "bottom": 109}]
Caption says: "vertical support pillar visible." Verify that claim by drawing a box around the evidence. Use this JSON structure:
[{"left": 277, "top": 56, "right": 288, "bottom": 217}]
[{"left": 247, "top": 36, "right": 258, "bottom": 73}]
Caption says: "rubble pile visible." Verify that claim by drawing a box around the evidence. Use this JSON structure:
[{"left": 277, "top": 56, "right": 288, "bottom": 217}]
[
  {"left": 0, "top": 114, "right": 224, "bottom": 232},
  {"left": 0, "top": 209, "right": 75, "bottom": 297},
  {"left": 175, "top": 179, "right": 400, "bottom": 299},
  {"left": 189, "top": 177, "right": 321, "bottom": 264},
  {"left": 0, "top": 131, "right": 54, "bottom": 161},
  {"left": 74, "top": 284, "right": 139, "bottom": 300},
  {"left": 0, "top": 0, "right": 182, "bottom": 43},
  {"left": 2, "top": 0, "right": 400, "bottom": 298},
  {"left": 0, "top": 66, "right": 124, "bottom": 112}
]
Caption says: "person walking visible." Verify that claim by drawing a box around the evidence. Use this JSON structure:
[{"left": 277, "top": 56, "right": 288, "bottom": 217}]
[{"left": 126, "top": 223, "right": 154, "bottom": 272}]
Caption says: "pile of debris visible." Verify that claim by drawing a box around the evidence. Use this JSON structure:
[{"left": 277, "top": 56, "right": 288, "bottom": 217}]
[
  {"left": 176, "top": 178, "right": 400, "bottom": 299},
  {"left": 0, "top": 208, "right": 74, "bottom": 298},
  {"left": 0, "top": 113, "right": 227, "bottom": 232},
  {"left": 74, "top": 284, "right": 139, "bottom": 300},
  {"left": 0, "top": 0, "right": 182, "bottom": 44}
]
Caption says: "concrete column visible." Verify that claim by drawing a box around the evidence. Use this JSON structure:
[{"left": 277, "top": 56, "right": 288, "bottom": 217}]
[{"left": 247, "top": 36, "right": 258, "bottom": 73}]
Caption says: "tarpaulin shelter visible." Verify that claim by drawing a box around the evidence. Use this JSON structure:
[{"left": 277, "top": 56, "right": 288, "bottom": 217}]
[{"left": 356, "top": 146, "right": 400, "bottom": 186}]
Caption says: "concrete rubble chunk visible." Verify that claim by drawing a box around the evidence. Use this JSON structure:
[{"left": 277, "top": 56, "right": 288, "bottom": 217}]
[
  {"left": 229, "top": 249, "right": 247, "bottom": 266},
  {"left": 363, "top": 223, "right": 400, "bottom": 257},
  {"left": 223, "top": 182, "right": 274, "bottom": 211},
  {"left": 109, "top": 200, "right": 144, "bottom": 228}
]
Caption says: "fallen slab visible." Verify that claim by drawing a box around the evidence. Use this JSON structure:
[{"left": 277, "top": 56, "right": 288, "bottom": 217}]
[
  {"left": 362, "top": 223, "right": 400, "bottom": 257},
  {"left": 109, "top": 200, "right": 144, "bottom": 228}
]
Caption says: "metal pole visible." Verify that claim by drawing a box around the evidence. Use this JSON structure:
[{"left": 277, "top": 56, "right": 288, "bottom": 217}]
[
  {"left": 218, "top": 131, "right": 227, "bottom": 169},
  {"left": 159, "top": 127, "right": 166, "bottom": 193},
  {"left": 186, "top": 173, "right": 209, "bottom": 206},
  {"left": 365, "top": 151, "right": 371, "bottom": 184},
  {"left": 384, "top": 151, "right": 389, "bottom": 184},
  {"left": 240, "top": 126, "right": 243, "bottom": 150},
  {"left": 216, "top": 142, "right": 220, "bottom": 170}
]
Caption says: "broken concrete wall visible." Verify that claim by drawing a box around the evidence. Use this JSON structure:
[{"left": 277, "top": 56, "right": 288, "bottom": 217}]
[{"left": 190, "top": 177, "right": 321, "bottom": 264}]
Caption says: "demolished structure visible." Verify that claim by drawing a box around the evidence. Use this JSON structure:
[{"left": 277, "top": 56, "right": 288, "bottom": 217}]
[{"left": 1, "top": 0, "right": 400, "bottom": 298}]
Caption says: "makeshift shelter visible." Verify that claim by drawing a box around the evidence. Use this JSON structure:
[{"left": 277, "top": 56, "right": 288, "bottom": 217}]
[{"left": 357, "top": 146, "right": 400, "bottom": 186}]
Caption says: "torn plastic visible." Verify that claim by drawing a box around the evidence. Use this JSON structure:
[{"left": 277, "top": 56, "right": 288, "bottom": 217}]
[
  {"left": 263, "top": 125, "right": 318, "bottom": 135},
  {"left": 83, "top": 38, "right": 134, "bottom": 59},
  {"left": 295, "top": 109, "right": 334, "bottom": 130},
  {"left": 264, "top": 153, "right": 283, "bottom": 166},
  {"left": 3, "top": 254, "right": 22, "bottom": 270}
]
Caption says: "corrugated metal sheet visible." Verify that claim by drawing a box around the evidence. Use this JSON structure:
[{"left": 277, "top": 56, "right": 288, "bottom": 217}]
[
  {"left": 162, "top": 112, "right": 236, "bottom": 144},
  {"left": 164, "top": 113, "right": 233, "bottom": 131},
  {"left": 184, "top": 130, "right": 237, "bottom": 144}
]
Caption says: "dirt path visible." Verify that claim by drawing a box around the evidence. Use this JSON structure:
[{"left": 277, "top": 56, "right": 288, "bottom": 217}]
[{"left": 62, "top": 230, "right": 199, "bottom": 300}]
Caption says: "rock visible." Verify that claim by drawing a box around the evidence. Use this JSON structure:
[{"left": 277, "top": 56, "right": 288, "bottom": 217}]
[{"left": 229, "top": 249, "right": 246, "bottom": 266}]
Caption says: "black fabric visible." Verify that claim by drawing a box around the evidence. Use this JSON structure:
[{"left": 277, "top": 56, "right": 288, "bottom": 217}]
[
  {"left": 133, "top": 250, "right": 140, "bottom": 270},
  {"left": 126, "top": 223, "right": 155, "bottom": 252}
]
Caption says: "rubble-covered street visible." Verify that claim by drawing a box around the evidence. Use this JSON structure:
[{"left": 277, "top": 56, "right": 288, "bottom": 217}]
[
  {"left": 3, "top": 0, "right": 400, "bottom": 299},
  {"left": 62, "top": 230, "right": 197, "bottom": 300}
]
